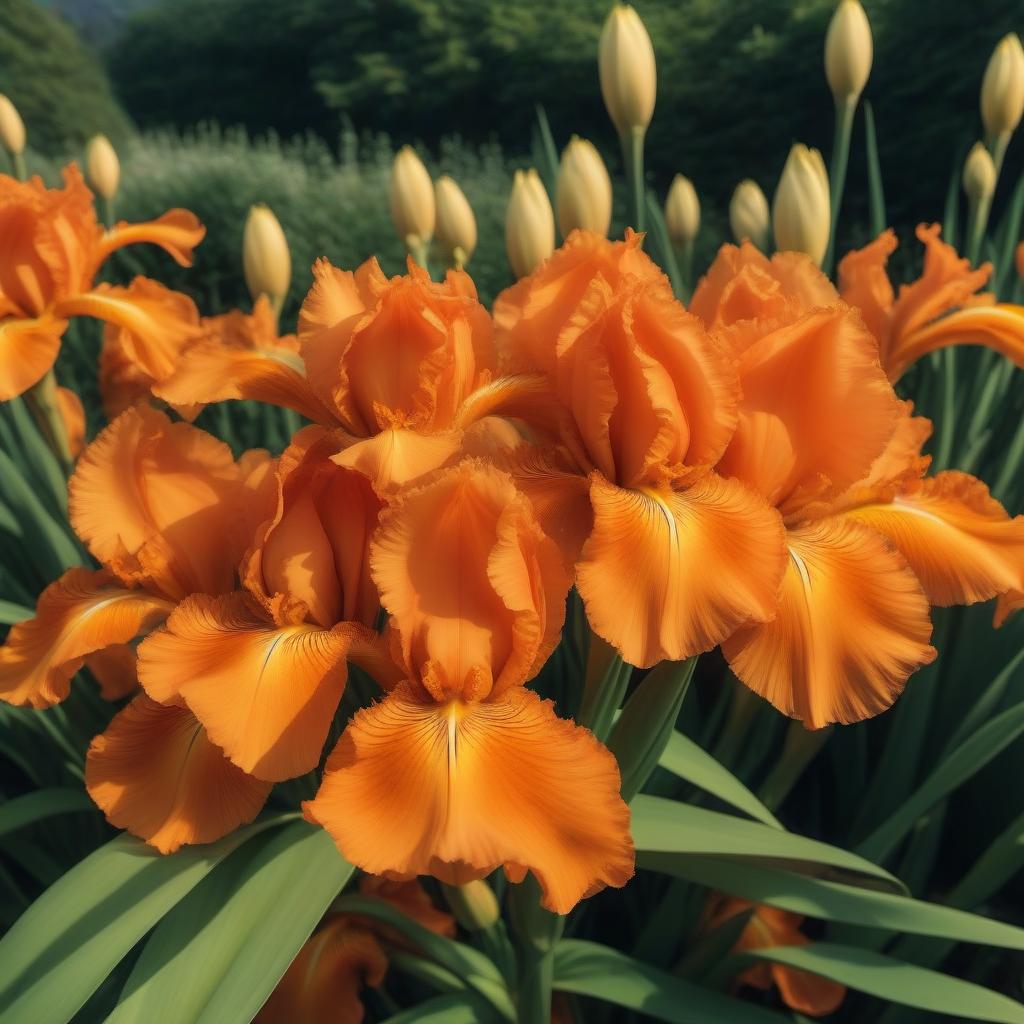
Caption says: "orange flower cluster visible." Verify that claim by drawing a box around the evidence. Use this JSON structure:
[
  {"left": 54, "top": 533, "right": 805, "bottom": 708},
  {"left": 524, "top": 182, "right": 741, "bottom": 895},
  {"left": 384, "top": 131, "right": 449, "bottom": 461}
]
[{"left": 2, "top": 165, "right": 1023, "bottom": 915}]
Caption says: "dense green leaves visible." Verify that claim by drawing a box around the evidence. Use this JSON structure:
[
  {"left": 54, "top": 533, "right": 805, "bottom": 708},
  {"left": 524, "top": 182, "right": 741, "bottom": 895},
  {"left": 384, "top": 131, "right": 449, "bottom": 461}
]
[
  {"left": 0, "top": 788, "right": 96, "bottom": 840},
  {"left": 0, "top": 816, "right": 292, "bottom": 1024},
  {"left": 108, "top": 821, "right": 353, "bottom": 1024}
]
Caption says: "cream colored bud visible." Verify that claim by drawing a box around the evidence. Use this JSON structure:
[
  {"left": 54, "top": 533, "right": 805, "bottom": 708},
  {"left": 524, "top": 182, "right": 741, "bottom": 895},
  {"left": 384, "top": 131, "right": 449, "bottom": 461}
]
[
  {"left": 243, "top": 204, "right": 291, "bottom": 311},
  {"left": 729, "top": 179, "right": 771, "bottom": 250},
  {"left": 443, "top": 880, "right": 500, "bottom": 932},
  {"left": 664, "top": 174, "right": 700, "bottom": 248},
  {"left": 981, "top": 33, "right": 1024, "bottom": 140},
  {"left": 434, "top": 175, "right": 477, "bottom": 266},
  {"left": 599, "top": 4, "right": 657, "bottom": 139},
  {"left": 962, "top": 142, "right": 996, "bottom": 205},
  {"left": 85, "top": 134, "right": 120, "bottom": 200},
  {"left": 772, "top": 144, "right": 831, "bottom": 266},
  {"left": 0, "top": 94, "right": 25, "bottom": 156},
  {"left": 390, "top": 146, "right": 435, "bottom": 249},
  {"left": 506, "top": 169, "right": 555, "bottom": 280},
  {"left": 824, "top": 0, "right": 873, "bottom": 106},
  {"left": 556, "top": 137, "right": 613, "bottom": 237}
]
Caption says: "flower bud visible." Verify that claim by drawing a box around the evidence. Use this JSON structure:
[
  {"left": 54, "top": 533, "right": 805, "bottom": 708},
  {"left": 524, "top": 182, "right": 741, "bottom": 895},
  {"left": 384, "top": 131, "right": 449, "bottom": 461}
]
[
  {"left": 981, "top": 33, "right": 1024, "bottom": 140},
  {"left": 85, "top": 134, "right": 120, "bottom": 200},
  {"left": 242, "top": 204, "right": 291, "bottom": 313},
  {"left": 506, "top": 169, "right": 555, "bottom": 279},
  {"left": 556, "top": 137, "right": 613, "bottom": 237},
  {"left": 664, "top": 174, "right": 700, "bottom": 249},
  {"left": 442, "top": 880, "right": 500, "bottom": 931},
  {"left": 389, "top": 145, "right": 435, "bottom": 250},
  {"left": 434, "top": 175, "right": 477, "bottom": 267},
  {"left": 962, "top": 142, "right": 996, "bottom": 206},
  {"left": 0, "top": 94, "right": 25, "bottom": 156},
  {"left": 729, "top": 179, "right": 771, "bottom": 251},
  {"left": 824, "top": 0, "right": 873, "bottom": 106},
  {"left": 772, "top": 144, "right": 830, "bottom": 266},
  {"left": 599, "top": 4, "right": 656, "bottom": 139}
]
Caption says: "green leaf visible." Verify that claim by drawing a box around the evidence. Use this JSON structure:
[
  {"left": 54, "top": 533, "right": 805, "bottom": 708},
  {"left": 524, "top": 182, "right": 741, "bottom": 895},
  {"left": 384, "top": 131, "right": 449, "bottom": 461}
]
[
  {"left": 330, "top": 894, "right": 514, "bottom": 1021},
  {"left": 108, "top": 821, "right": 353, "bottom": 1024},
  {"left": 746, "top": 943, "right": 1024, "bottom": 1023},
  {"left": 380, "top": 992, "right": 504, "bottom": 1024},
  {"left": 657, "top": 731, "right": 782, "bottom": 829},
  {"left": 0, "top": 599, "right": 32, "bottom": 625},
  {"left": 857, "top": 698, "right": 1024, "bottom": 863},
  {"left": 643, "top": 190, "right": 683, "bottom": 297},
  {"left": 863, "top": 101, "right": 887, "bottom": 238},
  {"left": 641, "top": 855, "right": 1024, "bottom": 951},
  {"left": 553, "top": 939, "right": 790, "bottom": 1023},
  {"left": 631, "top": 794, "right": 896, "bottom": 889},
  {"left": 0, "top": 815, "right": 293, "bottom": 1024},
  {"left": 0, "top": 788, "right": 96, "bottom": 839}
]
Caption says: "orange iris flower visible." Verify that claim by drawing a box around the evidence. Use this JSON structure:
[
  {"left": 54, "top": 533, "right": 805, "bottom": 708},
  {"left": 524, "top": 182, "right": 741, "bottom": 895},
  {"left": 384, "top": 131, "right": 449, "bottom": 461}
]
[
  {"left": 838, "top": 223, "right": 1024, "bottom": 382},
  {"left": 0, "top": 165, "right": 205, "bottom": 401},
  {"left": 703, "top": 896, "right": 846, "bottom": 1017},
  {"left": 305, "top": 459, "right": 635, "bottom": 914},
  {"left": 691, "top": 243, "right": 1024, "bottom": 728},
  {"left": 492, "top": 230, "right": 788, "bottom": 668},
  {"left": 256, "top": 875, "right": 455, "bottom": 1024}
]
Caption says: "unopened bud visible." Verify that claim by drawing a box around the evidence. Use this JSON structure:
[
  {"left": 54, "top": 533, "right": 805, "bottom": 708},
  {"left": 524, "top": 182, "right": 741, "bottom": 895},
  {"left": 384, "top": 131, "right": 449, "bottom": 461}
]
[
  {"left": 824, "top": 0, "right": 873, "bottom": 106},
  {"left": 443, "top": 880, "right": 500, "bottom": 931},
  {"left": 981, "top": 33, "right": 1024, "bottom": 140},
  {"left": 506, "top": 169, "right": 555, "bottom": 280},
  {"left": 772, "top": 144, "right": 830, "bottom": 266},
  {"left": 0, "top": 94, "right": 25, "bottom": 156},
  {"left": 85, "top": 135, "right": 120, "bottom": 200},
  {"left": 434, "top": 175, "right": 477, "bottom": 267},
  {"left": 962, "top": 142, "right": 996, "bottom": 206},
  {"left": 664, "top": 174, "right": 700, "bottom": 249},
  {"left": 599, "top": 4, "right": 656, "bottom": 139},
  {"left": 390, "top": 146, "right": 435, "bottom": 251},
  {"left": 557, "top": 137, "right": 613, "bottom": 237},
  {"left": 729, "top": 179, "right": 771, "bottom": 251},
  {"left": 243, "top": 204, "right": 291, "bottom": 314}
]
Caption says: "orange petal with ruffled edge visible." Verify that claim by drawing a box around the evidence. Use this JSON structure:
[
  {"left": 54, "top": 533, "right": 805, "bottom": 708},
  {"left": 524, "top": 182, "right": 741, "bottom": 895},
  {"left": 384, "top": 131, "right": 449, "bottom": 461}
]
[
  {"left": 304, "top": 684, "right": 633, "bottom": 915},
  {"left": 886, "top": 303, "right": 1024, "bottom": 382},
  {"left": 577, "top": 472, "right": 786, "bottom": 669},
  {"left": 837, "top": 229, "right": 898, "bottom": 355},
  {"left": 0, "top": 314, "right": 66, "bottom": 400},
  {"left": 0, "top": 568, "right": 172, "bottom": 709},
  {"left": 843, "top": 471, "right": 1024, "bottom": 607},
  {"left": 86, "top": 695, "right": 270, "bottom": 853},
  {"left": 723, "top": 517, "right": 936, "bottom": 729},
  {"left": 91, "top": 209, "right": 206, "bottom": 269},
  {"left": 86, "top": 643, "right": 140, "bottom": 701},
  {"left": 716, "top": 305, "right": 899, "bottom": 515},
  {"left": 69, "top": 406, "right": 245, "bottom": 600},
  {"left": 137, "top": 591, "right": 391, "bottom": 781},
  {"left": 255, "top": 916, "right": 387, "bottom": 1024},
  {"left": 55, "top": 385, "right": 85, "bottom": 457},
  {"left": 332, "top": 428, "right": 464, "bottom": 494},
  {"left": 56, "top": 278, "right": 201, "bottom": 385},
  {"left": 370, "top": 460, "right": 570, "bottom": 700},
  {"left": 995, "top": 590, "right": 1023, "bottom": 627}
]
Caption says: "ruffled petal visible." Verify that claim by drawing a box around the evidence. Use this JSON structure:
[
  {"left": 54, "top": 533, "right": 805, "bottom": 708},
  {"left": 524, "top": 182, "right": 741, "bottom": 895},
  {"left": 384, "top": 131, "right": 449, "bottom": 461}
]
[
  {"left": 255, "top": 916, "right": 387, "bottom": 1024},
  {"left": 137, "top": 591, "right": 382, "bottom": 781},
  {"left": 723, "top": 518, "right": 936, "bottom": 729},
  {"left": 85, "top": 643, "right": 140, "bottom": 701},
  {"left": 837, "top": 229, "right": 898, "bottom": 355},
  {"left": 716, "top": 305, "right": 899, "bottom": 515},
  {"left": 91, "top": 209, "right": 206, "bottom": 269},
  {"left": 0, "top": 314, "right": 65, "bottom": 400},
  {"left": 332, "top": 428, "right": 464, "bottom": 495},
  {"left": 369, "top": 460, "right": 569, "bottom": 699},
  {"left": 304, "top": 684, "right": 634, "bottom": 915},
  {"left": 69, "top": 406, "right": 246, "bottom": 600},
  {"left": 576, "top": 472, "right": 786, "bottom": 668},
  {"left": 0, "top": 568, "right": 172, "bottom": 709},
  {"left": 55, "top": 385, "right": 85, "bottom": 457},
  {"left": 843, "top": 471, "right": 1024, "bottom": 606},
  {"left": 86, "top": 695, "right": 270, "bottom": 853}
]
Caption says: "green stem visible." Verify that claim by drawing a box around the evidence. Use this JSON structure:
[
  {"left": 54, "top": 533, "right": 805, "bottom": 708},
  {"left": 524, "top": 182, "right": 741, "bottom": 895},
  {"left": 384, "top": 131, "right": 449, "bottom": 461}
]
[
  {"left": 12, "top": 150, "right": 27, "bottom": 181},
  {"left": 676, "top": 239, "right": 694, "bottom": 303},
  {"left": 578, "top": 650, "right": 632, "bottom": 741},
  {"left": 100, "top": 194, "right": 115, "bottom": 229},
  {"left": 823, "top": 95, "right": 856, "bottom": 276},
  {"left": 933, "top": 347, "right": 958, "bottom": 471},
  {"left": 25, "top": 369, "right": 73, "bottom": 475},
  {"left": 516, "top": 946, "right": 553, "bottom": 1024},
  {"left": 623, "top": 126, "right": 646, "bottom": 233},
  {"left": 988, "top": 131, "right": 1011, "bottom": 180},
  {"left": 758, "top": 721, "right": 833, "bottom": 811}
]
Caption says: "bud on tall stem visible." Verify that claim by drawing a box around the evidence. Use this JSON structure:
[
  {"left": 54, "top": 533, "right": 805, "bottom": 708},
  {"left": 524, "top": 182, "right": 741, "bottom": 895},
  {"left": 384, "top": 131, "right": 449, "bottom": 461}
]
[
  {"left": 506, "top": 169, "right": 555, "bottom": 280},
  {"left": 664, "top": 174, "right": 699, "bottom": 288},
  {"left": 242, "top": 204, "right": 292, "bottom": 320},
  {"left": 85, "top": 134, "right": 120, "bottom": 225},
  {"left": 729, "top": 179, "right": 771, "bottom": 251},
  {"left": 599, "top": 4, "right": 656, "bottom": 232},
  {"left": 773, "top": 144, "right": 830, "bottom": 267},
  {"left": 963, "top": 142, "right": 996, "bottom": 266},
  {"left": 389, "top": 146, "right": 435, "bottom": 267},
  {"left": 434, "top": 175, "right": 477, "bottom": 269},
  {"left": 0, "top": 94, "right": 27, "bottom": 180},
  {"left": 556, "top": 137, "right": 613, "bottom": 238},
  {"left": 981, "top": 33, "right": 1024, "bottom": 175}
]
